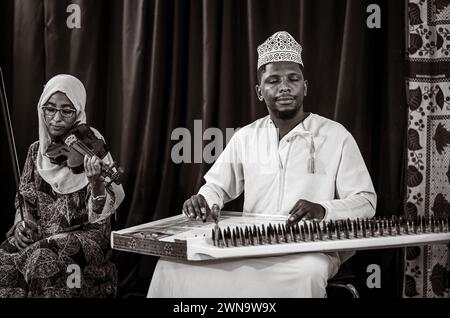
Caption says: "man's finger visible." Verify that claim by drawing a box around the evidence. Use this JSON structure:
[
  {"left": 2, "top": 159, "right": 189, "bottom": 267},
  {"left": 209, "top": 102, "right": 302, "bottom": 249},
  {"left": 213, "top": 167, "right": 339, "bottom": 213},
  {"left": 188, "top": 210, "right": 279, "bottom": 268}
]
[
  {"left": 191, "top": 196, "right": 203, "bottom": 220},
  {"left": 199, "top": 196, "right": 211, "bottom": 214},
  {"left": 293, "top": 202, "right": 317, "bottom": 220},
  {"left": 286, "top": 210, "right": 308, "bottom": 227},
  {"left": 182, "top": 202, "right": 189, "bottom": 217},
  {"left": 196, "top": 197, "right": 208, "bottom": 222},
  {"left": 199, "top": 208, "right": 207, "bottom": 222},
  {"left": 183, "top": 201, "right": 193, "bottom": 218},
  {"left": 186, "top": 201, "right": 196, "bottom": 218},
  {"left": 288, "top": 200, "right": 304, "bottom": 215},
  {"left": 199, "top": 196, "right": 214, "bottom": 222},
  {"left": 302, "top": 211, "right": 316, "bottom": 220},
  {"left": 210, "top": 204, "right": 220, "bottom": 222}
]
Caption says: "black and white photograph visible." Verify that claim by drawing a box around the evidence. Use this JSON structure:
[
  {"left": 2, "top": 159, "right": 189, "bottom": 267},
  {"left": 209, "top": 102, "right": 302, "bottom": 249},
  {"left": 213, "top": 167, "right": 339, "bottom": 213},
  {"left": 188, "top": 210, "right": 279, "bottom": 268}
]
[{"left": 0, "top": 0, "right": 449, "bottom": 303}]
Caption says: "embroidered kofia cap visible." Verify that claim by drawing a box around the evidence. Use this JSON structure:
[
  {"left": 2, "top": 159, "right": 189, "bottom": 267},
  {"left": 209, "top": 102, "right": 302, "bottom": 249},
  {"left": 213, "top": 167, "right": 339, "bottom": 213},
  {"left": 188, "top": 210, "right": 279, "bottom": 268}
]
[{"left": 257, "top": 31, "right": 303, "bottom": 69}]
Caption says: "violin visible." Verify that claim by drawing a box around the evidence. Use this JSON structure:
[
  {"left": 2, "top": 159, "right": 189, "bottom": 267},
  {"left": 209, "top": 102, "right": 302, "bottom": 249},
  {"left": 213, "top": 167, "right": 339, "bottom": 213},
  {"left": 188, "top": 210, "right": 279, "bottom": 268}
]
[{"left": 45, "top": 123, "right": 123, "bottom": 185}]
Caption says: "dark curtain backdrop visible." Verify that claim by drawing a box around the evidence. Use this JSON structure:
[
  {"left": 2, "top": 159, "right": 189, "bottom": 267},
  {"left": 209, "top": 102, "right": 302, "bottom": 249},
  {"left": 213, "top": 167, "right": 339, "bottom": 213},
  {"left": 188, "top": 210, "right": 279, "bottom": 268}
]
[{"left": 0, "top": 0, "right": 406, "bottom": 297}]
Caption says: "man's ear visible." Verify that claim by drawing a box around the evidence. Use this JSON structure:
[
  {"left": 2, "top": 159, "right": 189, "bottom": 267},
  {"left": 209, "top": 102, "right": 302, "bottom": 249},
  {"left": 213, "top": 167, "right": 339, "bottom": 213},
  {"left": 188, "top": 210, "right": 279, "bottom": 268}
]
[
  {"left": 304, "top": 80, "right": 308, "bottom": 97},
  {"left": 255, "top": 85, "right": 264, "bottom": 101}
]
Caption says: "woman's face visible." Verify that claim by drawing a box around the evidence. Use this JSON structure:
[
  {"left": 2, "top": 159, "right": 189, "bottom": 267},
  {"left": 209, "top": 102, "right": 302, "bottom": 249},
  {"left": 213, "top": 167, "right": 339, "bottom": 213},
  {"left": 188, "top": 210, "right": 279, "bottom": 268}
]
[{"left": 42, "top": 92, "right": 77, "bottom": 138}]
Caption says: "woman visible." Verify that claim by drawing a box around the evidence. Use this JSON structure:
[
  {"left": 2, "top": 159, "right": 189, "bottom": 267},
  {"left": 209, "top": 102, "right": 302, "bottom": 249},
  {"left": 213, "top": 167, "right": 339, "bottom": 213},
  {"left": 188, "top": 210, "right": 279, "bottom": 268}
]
[{"left": 0, "top": 74, "right": 124, "bottom": 297}]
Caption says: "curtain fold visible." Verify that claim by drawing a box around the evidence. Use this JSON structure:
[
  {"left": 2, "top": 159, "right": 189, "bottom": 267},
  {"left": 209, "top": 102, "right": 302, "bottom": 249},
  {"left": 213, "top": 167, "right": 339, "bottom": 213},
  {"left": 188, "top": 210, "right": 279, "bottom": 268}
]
[{"left": 0, "top": 0, "right": 406, "bottom": 297}]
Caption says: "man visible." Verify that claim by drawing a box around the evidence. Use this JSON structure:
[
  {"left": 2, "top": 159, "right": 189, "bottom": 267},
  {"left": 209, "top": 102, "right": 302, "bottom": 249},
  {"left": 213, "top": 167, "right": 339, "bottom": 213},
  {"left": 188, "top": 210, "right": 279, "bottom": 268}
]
[{"left": 148, "top": 31, "right": 376, "bottom": 298}]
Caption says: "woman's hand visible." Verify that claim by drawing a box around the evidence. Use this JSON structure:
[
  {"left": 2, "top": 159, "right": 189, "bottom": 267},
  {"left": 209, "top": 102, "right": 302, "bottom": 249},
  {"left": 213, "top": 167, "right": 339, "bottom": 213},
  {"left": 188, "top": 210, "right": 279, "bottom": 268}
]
[
  {"left": 84, "top": 155, "right": 104, "bottom": 185},
  {"left": 13, "top": 220, "right": 39, "bottom": 250},
  {"left": 84, "top": 155, "right": 105, "bottom": 197}
]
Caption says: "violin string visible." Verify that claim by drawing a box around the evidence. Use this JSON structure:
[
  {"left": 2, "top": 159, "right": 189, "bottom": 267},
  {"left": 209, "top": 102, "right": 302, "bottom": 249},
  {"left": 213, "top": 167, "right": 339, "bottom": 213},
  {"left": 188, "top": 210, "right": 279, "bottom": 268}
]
[{"left": 73, "top": 140, "right": 101, "bottom": 163}]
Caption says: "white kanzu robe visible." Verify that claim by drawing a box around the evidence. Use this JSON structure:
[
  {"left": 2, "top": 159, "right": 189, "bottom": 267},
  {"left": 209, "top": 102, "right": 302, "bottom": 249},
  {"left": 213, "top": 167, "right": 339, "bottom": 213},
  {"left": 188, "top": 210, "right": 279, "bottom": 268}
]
[{"left": 148, "top": 113, "right": 376, "bottom": 298}]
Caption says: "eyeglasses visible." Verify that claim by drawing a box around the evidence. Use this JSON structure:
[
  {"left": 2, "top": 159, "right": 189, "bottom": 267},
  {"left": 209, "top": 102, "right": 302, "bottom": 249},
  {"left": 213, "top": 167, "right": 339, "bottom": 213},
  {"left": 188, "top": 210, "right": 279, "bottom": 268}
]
[{"left": 42, "top": 106, "right": 76, "bottom": 119}]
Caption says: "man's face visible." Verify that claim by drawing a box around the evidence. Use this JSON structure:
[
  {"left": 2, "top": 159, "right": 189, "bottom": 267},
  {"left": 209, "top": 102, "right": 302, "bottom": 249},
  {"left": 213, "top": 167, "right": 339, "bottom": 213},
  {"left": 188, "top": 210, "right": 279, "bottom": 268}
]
[
  {"left": 256, "top": 61, "right": 307, "bottom": 120},
  {"left": 42, "top": 92, "right": 77, "bottom": 138}
]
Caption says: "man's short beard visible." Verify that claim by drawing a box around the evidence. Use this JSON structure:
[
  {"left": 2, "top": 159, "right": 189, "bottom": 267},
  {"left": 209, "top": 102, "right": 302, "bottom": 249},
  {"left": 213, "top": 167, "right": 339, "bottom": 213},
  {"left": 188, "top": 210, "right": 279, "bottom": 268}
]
[{"left": 272, "top": 107, "right": 300, "bottom": 120}]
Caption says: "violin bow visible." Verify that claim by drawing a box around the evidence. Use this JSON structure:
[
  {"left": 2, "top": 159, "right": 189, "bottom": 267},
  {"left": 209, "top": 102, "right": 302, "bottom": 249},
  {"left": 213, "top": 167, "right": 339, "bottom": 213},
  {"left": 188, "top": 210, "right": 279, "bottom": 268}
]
[{"left": 0, "top": 67, "right": 25, "bottom": 224}]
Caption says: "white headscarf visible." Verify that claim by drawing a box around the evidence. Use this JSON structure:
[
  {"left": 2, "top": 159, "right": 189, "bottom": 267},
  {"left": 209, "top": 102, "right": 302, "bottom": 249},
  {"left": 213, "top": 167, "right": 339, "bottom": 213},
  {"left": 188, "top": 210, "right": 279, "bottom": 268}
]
[{"left": 36, "top": 74, "right": 89, "bottom": 194}]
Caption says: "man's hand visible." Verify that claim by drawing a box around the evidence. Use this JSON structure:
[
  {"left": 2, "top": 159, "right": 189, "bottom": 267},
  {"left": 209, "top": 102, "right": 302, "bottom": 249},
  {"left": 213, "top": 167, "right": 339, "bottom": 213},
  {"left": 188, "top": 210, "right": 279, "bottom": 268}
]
[
  {"left": 183, "top": 194, "right": 219, "bottom": 222},
  {"left": 13, "top": 219, "right": 40, "bottom": 250},
  {"left": 286, "top": 199, "right": 325, "bottom": 227}
]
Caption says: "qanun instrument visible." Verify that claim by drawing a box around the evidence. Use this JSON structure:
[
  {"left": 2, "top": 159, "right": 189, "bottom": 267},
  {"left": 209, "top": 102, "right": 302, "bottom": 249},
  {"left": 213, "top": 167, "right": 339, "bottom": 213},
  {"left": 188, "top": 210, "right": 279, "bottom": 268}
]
[{"left": 111, "top": 212, "right": 450, "bottom": 261}]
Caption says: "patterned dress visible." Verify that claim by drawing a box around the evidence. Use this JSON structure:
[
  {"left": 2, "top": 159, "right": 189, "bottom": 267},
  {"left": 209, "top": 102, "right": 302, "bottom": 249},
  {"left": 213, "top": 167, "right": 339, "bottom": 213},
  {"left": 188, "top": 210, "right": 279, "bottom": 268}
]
[{"left": 0, "top": 142, "right": 118, "bottom": 297}]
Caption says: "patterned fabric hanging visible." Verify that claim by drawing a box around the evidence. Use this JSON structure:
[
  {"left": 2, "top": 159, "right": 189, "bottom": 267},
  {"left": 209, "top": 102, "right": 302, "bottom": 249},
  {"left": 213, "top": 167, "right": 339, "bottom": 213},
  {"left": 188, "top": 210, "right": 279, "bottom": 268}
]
[{"left": 405, "top": 0, "right": 450, "bottom": 298}]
